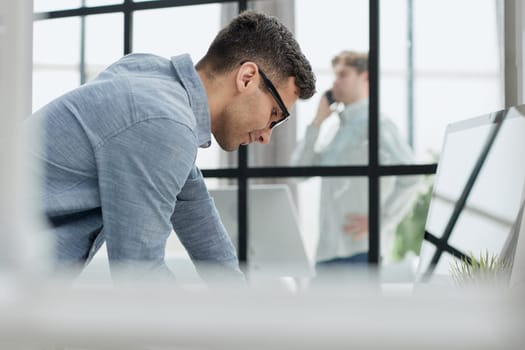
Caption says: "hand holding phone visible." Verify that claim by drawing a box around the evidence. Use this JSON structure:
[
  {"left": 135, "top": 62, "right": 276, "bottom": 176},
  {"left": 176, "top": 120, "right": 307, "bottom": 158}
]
[
  {"left": 324, "top": 89, "right": 336, "bottom": 105},
  {"left": 313, "top": 89, "right": 336, "bottom": 127}
]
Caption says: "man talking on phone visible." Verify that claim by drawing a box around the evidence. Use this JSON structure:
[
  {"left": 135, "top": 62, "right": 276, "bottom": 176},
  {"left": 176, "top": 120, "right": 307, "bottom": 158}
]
[{"left": 291, "top": 51, "right": 420, "bottom": 274}]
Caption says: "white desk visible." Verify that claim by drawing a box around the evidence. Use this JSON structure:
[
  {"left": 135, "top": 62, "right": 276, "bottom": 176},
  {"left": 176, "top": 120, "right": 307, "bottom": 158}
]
[{"left": 0, "top": 276, "right": 523, "bottom": 350}]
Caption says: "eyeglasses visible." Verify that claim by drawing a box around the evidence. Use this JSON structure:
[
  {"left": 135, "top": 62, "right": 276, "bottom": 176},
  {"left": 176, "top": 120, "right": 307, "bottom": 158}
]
[{"left": 257, "top": 66, "right": 290, "bottom": 129}]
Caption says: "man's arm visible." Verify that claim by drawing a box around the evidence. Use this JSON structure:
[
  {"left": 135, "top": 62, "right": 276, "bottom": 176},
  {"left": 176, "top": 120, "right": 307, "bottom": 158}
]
[
  {"left": 95, "top": 117, "right": 196, "bottom": 282},
  {"left": 170, "top": 166, "right": 244, "bottom": 285}
]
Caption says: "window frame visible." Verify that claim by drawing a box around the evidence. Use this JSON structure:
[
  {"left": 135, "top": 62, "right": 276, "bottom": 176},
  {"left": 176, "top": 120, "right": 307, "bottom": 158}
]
[{"left": 33, "top": 0, "right": 438, "bottom": 265}]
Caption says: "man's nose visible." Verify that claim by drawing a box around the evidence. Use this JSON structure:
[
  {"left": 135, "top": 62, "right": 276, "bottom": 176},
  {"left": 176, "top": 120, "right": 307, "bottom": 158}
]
[{"left": 255, "top": 128, "right": 272, "bottom": 144}]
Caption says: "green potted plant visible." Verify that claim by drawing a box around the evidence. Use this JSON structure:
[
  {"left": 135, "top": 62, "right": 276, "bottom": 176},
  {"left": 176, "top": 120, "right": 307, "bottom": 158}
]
[{"left": 449, "top": 250, "right": 513, "bottom": 288}]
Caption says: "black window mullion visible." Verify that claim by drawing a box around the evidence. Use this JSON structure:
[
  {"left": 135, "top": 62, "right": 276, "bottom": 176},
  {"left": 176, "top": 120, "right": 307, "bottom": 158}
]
[
  {"left": 368, "top": 0, "right": 380, "bottom": 265},
  {"left": 239, "top": 0, "right": 247, "bottom": 12},
  {"left": 237, "top": 1, "right": 248, "bottom": 265},
  {"left": 237, "top": 147, "right": 248, "bottom": 264},
  {"left": 124, "top": 0, "right": 133, "bottom": 55},
  {"left": 202, "top": 164, "right": 437, "bottom": 178}
]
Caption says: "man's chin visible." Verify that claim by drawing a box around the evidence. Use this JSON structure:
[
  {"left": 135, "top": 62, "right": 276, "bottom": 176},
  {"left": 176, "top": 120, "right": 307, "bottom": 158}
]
[
  {"left": 218, "top": 142, "right": 240, "bottom": 152},
  {"left": 214, "top": 135, "right": 244, "bottom": 152}
]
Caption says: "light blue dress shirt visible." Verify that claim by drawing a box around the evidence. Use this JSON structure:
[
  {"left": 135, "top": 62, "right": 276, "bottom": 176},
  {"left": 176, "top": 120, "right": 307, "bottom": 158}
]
[
  {"left": 291, "top": 99, "right": 421, "bottom": 262},
  {"left": 26, "top": 53, "right": 241, "bottom": 282}
]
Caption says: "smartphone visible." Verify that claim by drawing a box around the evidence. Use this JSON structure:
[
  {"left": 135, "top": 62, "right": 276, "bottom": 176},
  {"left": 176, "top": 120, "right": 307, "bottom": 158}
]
[{"left": 325, "top": 89, "right": 335, "bottom": 105}]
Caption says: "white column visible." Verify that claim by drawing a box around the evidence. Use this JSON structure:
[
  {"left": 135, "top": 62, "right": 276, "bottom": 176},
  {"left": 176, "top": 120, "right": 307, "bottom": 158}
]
[
  {"left": 504, "top": 0, "right": 525, "bottom": 107},
  {"left": 0, "top": 0, "right": 49, "bottom": 277}
]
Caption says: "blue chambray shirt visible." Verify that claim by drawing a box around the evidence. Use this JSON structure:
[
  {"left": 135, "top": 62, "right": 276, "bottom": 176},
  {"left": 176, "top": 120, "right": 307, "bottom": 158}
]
[{"left": 26, "top": 53, "right": 241, "bottom": 282}]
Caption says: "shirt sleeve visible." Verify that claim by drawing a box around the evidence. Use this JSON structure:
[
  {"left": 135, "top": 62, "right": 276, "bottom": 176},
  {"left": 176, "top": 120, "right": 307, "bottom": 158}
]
[
  {"left": 170, "top": 166, "right": 244, "bottom": 285},
  {"left": 290, "top": 124, "right": 322, "bottom": 166},
  {"left": 95, "top": 117, "right": 196, "bottom": 282}
]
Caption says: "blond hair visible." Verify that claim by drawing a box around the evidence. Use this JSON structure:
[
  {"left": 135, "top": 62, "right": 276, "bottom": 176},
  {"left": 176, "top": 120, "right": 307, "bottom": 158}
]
[{"left": 331, "top": 51, "right": 368, "bottom": 73}]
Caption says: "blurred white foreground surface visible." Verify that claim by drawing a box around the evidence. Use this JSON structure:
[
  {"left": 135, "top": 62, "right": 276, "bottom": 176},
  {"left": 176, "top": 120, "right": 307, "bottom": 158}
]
[
  {"left": 0, "top": 275, "right": 524, "bottom": 350},
  {"left": 1, "top": 2, "right": 524, "bottom": 350}
]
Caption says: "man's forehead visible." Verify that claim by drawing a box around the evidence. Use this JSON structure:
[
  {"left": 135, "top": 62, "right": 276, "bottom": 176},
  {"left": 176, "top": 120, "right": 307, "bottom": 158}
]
[{"left": 334, "top": 64, "right": 360, "bottom": 76}]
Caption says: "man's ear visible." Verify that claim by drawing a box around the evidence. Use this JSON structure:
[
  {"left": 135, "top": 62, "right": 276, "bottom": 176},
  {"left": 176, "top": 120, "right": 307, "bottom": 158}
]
[{"left": 236, "top": 61, "right": 258, "bottom": 92}]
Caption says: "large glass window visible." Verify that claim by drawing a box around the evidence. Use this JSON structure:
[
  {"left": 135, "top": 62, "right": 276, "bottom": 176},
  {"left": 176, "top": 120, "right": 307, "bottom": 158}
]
[
  {"left": 133, "top": 3, "right": 238, "bottom": 169},
  {"left": 85, "top": 13, "right": 124, "bottom": 81},
  {"left": 33, "top": 0, "right": 82, "bottom": 13},
  {"left": 85, "top": 0, "right": 123, "bottom": 6},
  {"left": 133, "top": 4, "right": 224, "bottom": 63},
  {"left": 33, "top": 17, "right": 81, "bottom": 111},
  {"left": 35, "top": 0, "right": 512, "bottom": 281},
  {"left": 380, "top": 0, "right": 503, "bottom": 164},
  {"left": 295, "top": 0, "right": 369, "bottom": 151},
  {"left": 246, "top": 0, "right": 370, "bottom": 168}
]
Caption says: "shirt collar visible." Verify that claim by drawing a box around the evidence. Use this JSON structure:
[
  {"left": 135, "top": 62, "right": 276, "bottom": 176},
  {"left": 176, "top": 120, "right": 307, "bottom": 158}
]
[
  {"left": 339, "top": 98, "right": 369, "bottom": 124},
  {"left": 171, "top": 54, "right": 212, "bottom": 148}
]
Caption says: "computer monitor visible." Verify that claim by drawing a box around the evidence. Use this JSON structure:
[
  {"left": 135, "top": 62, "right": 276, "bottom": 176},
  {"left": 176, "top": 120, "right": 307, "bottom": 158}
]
[
  {"left": 510, "top": 192, "right": 525, "bottom": 288},
  {"left": 209, "top": 184, "right": 314, "bottom": 278},
  {"left": 417, "top": 105, "right": 525, "bottom": 281}
]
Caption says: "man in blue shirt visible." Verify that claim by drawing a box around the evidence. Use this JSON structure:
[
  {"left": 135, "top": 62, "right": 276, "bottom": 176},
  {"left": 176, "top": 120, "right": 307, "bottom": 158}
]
[{"left": 26, "top": 11, "right": 316, "bottom": 283}]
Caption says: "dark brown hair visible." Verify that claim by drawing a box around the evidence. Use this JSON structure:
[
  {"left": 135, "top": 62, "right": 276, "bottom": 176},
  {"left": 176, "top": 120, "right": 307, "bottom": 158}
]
[{"left": 196, "top": 11, "right": 316, "bottom": 99}]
